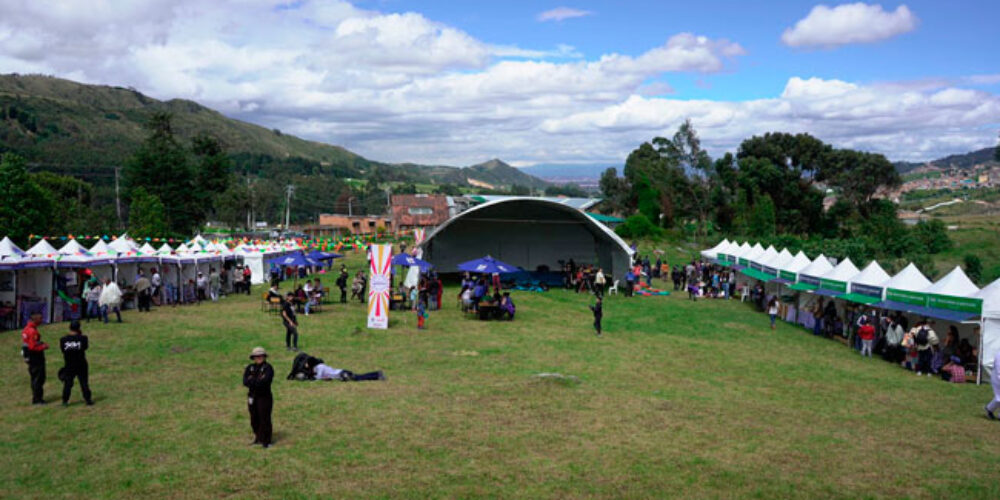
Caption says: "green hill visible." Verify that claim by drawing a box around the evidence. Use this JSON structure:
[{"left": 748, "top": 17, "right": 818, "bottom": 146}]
[
  {"left": 0, "top": 74, "right": 548, "bottom": 189},
  {"left": 894, "top": 147, "right": 999, "bottom": 174}
]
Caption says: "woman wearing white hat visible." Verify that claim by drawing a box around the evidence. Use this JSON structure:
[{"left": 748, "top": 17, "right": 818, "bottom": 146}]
[{"left": 243, "top": 347, "right": 274, "bottom": 448}]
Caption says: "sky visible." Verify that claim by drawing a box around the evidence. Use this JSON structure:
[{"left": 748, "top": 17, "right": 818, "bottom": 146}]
[{"left": 0, "top": 0, "right": 998, "bottom": 167}]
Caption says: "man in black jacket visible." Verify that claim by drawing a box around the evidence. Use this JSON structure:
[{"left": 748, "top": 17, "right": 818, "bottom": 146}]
[
  {"left": 590, "top": 297, "right": 603, "bottom": 337},
  {"left": 243, "top": 347, "right": 274, "bottom": 448},
  {"left": 59, "top": 321, "right": 93, "bottom": 406},
  {"left": 337, "top": 266, "right": 348, "bottom": 304}
]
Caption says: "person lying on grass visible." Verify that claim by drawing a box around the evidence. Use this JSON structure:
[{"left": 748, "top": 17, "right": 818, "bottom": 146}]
[{"left": 303, "top": 356, "right": 384, "bottom": 382}]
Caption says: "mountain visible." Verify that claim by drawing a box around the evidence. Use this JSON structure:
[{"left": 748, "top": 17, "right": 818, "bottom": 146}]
[
  {"left": 894, "top": 147, "right": 998, "bottom": 174},
  {"left": 521, "top": 163, "right": 618, "bottom": 181},
  {"left": 0, "top": 74, "right": 548, "bottom": 189}
]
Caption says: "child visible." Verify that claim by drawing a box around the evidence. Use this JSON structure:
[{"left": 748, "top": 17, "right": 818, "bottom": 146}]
[
  {"left": 589, "top": 297, "right": 603, "bottom": 336},
  {"left": 416, "top": 299, "right": 427, "bottom": 330}
]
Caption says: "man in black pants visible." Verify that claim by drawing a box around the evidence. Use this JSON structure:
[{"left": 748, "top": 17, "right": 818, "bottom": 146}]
[
  {"left": 337, "top": 266, "right": 348, "bottom": 304},
  {"left": 59, "top": 320, "right": 93, "bottom": 406},
  {"left": 281, "top": 293, "right": 299, "bottom": 351},
  {"left": 21, "top": 311, "right": 49, "bottom": 405},
  {"left": 243, "top": 347, "right": 274, "bottom": 448},
  {"left": 590, "top": 297, "right": 603, "bottom": 337}
]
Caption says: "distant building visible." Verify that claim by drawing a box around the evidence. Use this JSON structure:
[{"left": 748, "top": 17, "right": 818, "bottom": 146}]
[
  {"left": 300, "top": 214, "right": 392, "bottom": 237},
  {"left": 391, "top": 194, "right": 450, "bottom": 231}
]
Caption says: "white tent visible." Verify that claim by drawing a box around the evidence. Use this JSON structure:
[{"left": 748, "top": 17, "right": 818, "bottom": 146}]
[
  {"left": 108, "top": 236, "right": 138, "bottom": 255},
  {"left": 780, "top": 251, "right": 812, "bottom": 279},
  {"left": 849, "top": 261, "right": 891, "bottom": 289},
  {"left": 700, "top": 239, "right": 730, "bottom": 260},
  {"left": 0, "top": 237, "right": 23, "bottom": 321},
  {"left": 923, "top": 266, "right": 980, "bottom": 297},
  {"left": 818, "top": 258, "right": 860, "bottom": 285},
  {"left": 139, "top": 242, "right": 157, "bottom": 254},
  {"left": 753, "top": 246, "right": 779, "bottom": 267},
  {"left": 0, "top": 236, "right": 25, "bottom": 260},
  {"left": 882, "top": 263, "right": 933, "bottom": 293},
  {"left": 89, "top": 240, "right": 112, "bottom": 256},
  {"left": 26, "top": 239, "right": 58, "bottom": 257},
  {"left": 743, "top": 243, "right": 765, "bottom": 263},
  {"left": 798, "top": 254, "right": 834, "bottom": 279},
  {"left": 58, "top": 239, "right": 88, "bottom": 255},
  {"left": 975, "top": 278, "right": 1000, "bottom": 382},
  {"left": 734, "top": 242, "right": 753, "bottom": 259},
  {"left": 763, "top": 248, "right": 794, "bottom": 270}
]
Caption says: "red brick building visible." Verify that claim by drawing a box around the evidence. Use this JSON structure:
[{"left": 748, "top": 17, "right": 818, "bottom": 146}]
[{"left": 391, "top": 194, "right": 450, "bottom": 231}]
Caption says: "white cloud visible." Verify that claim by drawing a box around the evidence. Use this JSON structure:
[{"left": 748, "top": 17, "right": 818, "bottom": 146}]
[
  {"left": 0, "top": 0, "right": 992, "bottom": 166},
  {"left": 537, "top": 7, "right": 592, "bottom": 22},
  {"left": 782, "top": 3, "right": 918, "bottom": 48}
]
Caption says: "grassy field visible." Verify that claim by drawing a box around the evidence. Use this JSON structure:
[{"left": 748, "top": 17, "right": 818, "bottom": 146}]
[{"left": 3, "top": 252, "right": 1000, "bottom": 499}]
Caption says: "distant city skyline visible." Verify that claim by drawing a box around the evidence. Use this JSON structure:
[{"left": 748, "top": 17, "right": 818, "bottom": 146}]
[{"left": 1, "top": 1, "right": 997, "bottom": 166}]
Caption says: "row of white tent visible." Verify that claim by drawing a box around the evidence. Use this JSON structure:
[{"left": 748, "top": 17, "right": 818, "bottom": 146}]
[
  {"left": 701, "top": 239, "right": 1000, "bottom": 383},
  {"left": 0, "top": 235, "right": 304, "bottom": 328}
]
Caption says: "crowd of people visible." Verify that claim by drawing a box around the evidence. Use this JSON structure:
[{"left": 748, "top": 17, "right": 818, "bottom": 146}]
[{"left": 458, "top": 272, "right": 516, "bottom": 321}]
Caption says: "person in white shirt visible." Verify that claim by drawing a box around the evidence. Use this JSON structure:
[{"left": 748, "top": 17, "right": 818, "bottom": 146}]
[
  {"left": 303, "top": 281, "right": 315, "bottom": 315},
  {"left": 150, "top": 269, "right": 162, "bottom": 305},
  {"left": 312, "top": 362, "right": 384, "bottom": 382},
  {"left": 98, "top": 279, "right": 123, "bottom": 324},
  {"left": 196, "top": 273, "right": 208, "bottom": 302},
  {"left": 594, "top": 268, "right": 606, "bottom": 297}
]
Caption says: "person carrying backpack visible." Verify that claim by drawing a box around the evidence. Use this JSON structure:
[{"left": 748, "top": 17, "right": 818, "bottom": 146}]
[{"left": 909, "top": 320, "right": 939, "bottom": 376}]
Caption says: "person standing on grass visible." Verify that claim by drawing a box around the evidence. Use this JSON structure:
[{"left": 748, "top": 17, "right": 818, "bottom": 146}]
[
  {"left": 985, "top": 349, "right": 1000, "bottom": 420},
  {"left": 910, "top": 319, "right": 939, "bottom": 376},
  {"left": 594, "top": 268, "right": 606, "bottom": 298},
  {"left": 416, "top": 298, "right": 427, "bottom": 330},
  {"left": 59, "top": 320, "right": 93, "bottom": 406},
  {"left": 590, "top": 297, "right": 603, "bottom": 336},
  {"left": 242, "top": 265, "right": 252, "bottom": 295},
  {"left": 244, "top": 347, "right": 274, "bottom": 448},
  {"left": 84, "top": 278, "right": 102, "bottom": 323},
  {"left": 99, "top": 278, "right": 122, "bottom": 324},
  {"left": 767, "top": 297, "right": 779, "bottom": 330},
  {"left": 22, "top": 311, "right": 49, "bottom": 405},
  {"left": 209, "top": 268, "right": 221, "bottom": 302},
  {"left": 135, "top": 271, "right": 152, "bottom": 312},
  {"left": 858, "top": 319, "right": 876, "bottom": 358},
  {"left": 281, "top": 293, "right": 299, "bottom": 352},
  {"left": 151, "top": 268, "right": 162, "bottom": 305}
]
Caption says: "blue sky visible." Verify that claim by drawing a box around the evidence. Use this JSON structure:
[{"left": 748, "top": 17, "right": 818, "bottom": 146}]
[{"left": 0, "top": 0, "right": 997, "bottom": 165}]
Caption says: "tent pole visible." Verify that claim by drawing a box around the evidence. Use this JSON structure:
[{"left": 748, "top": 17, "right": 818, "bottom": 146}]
[{"left": 978, "top": 318, "right": 984, "bottom": 385}]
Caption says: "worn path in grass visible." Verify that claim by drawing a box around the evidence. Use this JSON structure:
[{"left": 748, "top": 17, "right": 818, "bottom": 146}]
[{"left": 3, "top": 263, "right": 1000, "bottom": 498}]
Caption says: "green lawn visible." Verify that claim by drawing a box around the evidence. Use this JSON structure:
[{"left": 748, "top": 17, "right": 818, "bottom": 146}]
[{"left": 3, "top": 253, "right": 1000, "bottom": 499}]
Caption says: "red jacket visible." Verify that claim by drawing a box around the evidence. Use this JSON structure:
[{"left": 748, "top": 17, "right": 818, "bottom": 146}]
[
  {"left": 858, "top": 324, "right": 876, "bottom": 341},
  {"left": 21, "top": 320, "right": 49, "bottom": 352}
]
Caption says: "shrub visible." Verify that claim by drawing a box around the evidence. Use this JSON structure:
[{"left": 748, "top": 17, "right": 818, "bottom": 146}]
[{"left": 615, "top": 214, "right": 663, "bottom": 239}]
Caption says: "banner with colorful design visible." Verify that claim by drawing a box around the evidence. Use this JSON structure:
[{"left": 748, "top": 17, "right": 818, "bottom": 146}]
[
  {"left": 367, "top": 243, "right": 392, "bottom": 330},
  {"left": 413, "top": 228, "right": 426, "bottom": 245}
]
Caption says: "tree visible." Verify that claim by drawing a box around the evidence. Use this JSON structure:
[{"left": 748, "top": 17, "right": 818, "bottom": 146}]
[
  {"left": 0, "top": 153, "right": 54, "bottom": 246},
  {"left": 394, "top": 183, "right": 418, "bottom": 195},
  {"left": 192, "top": 133, "right": 233, "bottom": 222},
  {"left": 128, "top": 187, "right": 168, "bottom": 237},
  {"left": 818, "top": 149, "right": 900, "bottom": 217},
  {"left": 598, "top": 167, "right": 630, "bottom": 215},
  {"left": 912, "top": 219, "right": 952, "bottom": 254},
  {"left": 964, "top": 254, "right": 983, "bottom": 285},
  {"left": 434, "top": 183, "right": 463, "bottom": 196},
  {"left": 747, "top": 193, "right": 776, "bottom": 238},
  {"left": 614, "top": 214, "right": 662, "bottom": 239},
  {"left": 124, "top": 112, "right": 199, "bottom": 234},
  {"left": 509, "top": 184, "right": 530, "bottom": 196},
  {"left": 544, "top": 183, "right": 588, "bottom": 197}
]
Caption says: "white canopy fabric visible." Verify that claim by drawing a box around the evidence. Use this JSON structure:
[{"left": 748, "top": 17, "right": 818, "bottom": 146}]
[
  {"left": 882, "top": 263, "right": 932, "bottom": 292},
  {"left": 923, "top": 266, "right": 980, "bottom": 297},
  {"left": 89, "top": 240, "right": 111, "bottom": 255},
  {"left": 798, "top": 254, "right": 834, "bottom": 277},
  {"left": 700, "top": 239, "right": 730, "bottom": 259},
  {"left": 108, "top": 237, "right": 138, "bottom": 254},
  {"left": 139, "top": 243, "right": 157, "bottom": 254},
  {"left": 754, "top": 246, "right": 779, "bottom": 266},
  {"left": 26, "top": 239, "right": 58, "bottom": 256},
  {"left": 743, "top": 244, "right": 765, "bottom": 262},
  {"left": 975, "top": 279, "right": 1000, "bottom": 380},
  {"left": 849, "top": 261, "right": 891, "bottom": 287},
  {"left": 735, "top": 242, "right": 753, "bottom": 258},
  {"left": 782, "top": 252, "right": 812, "bottom": 274},
  {"left": 766, "top": 248, "right": 794, "bottom": 269},
  {"left": 0, "top": 236, "right": 25, "bottom": 258},
  {"left": 976, "top": 278, "right": 1000, "bottom": 318},
  {"left": 156, "top": 243, "right": 174, "bottom": 255},
  {"left": 58, "top": 239, "right": 88, "bottom": 255},
  {"left": 819, "top": 258, "right": 860, "bottom": 283}
]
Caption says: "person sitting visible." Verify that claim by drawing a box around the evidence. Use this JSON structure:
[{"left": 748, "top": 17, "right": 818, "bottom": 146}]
[
  {"left": 940, "top": 355, "right": 966, "bottom": 383},
  {"left": 472, "top": 278, "right": 487, "bottom": 311},
  {"left": 267, "top": 284, "right": 281, "bottom": 300},
  {"left": 313, "top": 279, "right": 324, "bottom": 301},
  {"left": 500, "top": 293, "right": 515, "bottom": 320}
]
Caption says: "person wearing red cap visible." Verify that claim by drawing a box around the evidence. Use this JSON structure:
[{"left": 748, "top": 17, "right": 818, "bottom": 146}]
[{"left": 21, "top": 311, "right": 49, "bottom": 405}]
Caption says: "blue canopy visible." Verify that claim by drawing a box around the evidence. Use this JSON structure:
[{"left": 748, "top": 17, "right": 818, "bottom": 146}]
[
  {"left": 392, "top": 253, "right": 433, "bottom": 271},
  {"left": 306, "top": 250, "right": 342, "bottom": 261},
  {"left": 457, "top": 256, "right": 519, "bottom": 274},
  {"left": 267, "top": 252, "right": 317, "bottom": 268},
  {"left": 872, "top": 299, "right": 979, "bottom": 323}
]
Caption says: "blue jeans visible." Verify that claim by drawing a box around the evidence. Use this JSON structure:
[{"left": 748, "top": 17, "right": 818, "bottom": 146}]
[
  {"left": 769, "top": 314, "right": 777, "bottom": 327},
  {"left": 101, "top": 305, "right": 121, "bottom": 323},
  {"left": 86, "top": 300, "right": 100, "bottom": 321},
  {"left": 813, "top": 318, "right": 823, "bottom": 336}
]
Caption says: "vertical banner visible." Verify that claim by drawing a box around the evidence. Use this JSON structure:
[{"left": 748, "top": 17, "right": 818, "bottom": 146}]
[
  {"left": 367, "top": 243, "right": 392, "bottom": 329},
  {"left": 413, "top": 228, "right": 426, "bottom": 245}
]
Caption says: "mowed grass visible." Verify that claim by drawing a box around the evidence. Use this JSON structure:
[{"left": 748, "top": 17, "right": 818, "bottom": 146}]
[{"left": 3, "top": 255, "right": 1000, "bottom": 499}]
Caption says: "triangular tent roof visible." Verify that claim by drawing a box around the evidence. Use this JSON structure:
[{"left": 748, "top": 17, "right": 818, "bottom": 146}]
[
  {"left": 782, "top": 251, "right": 812, "bottom": 274},
  {"left": 26, "top": 239, "right": 58, "bottom": 256},
  {"left": 156, "top": 243, "right": 174, "bottom": 255},
  {"left": 0, "top": 236, "right": 25, "bottom": 258},
  {"left": 974, "top": 278, "right": 1000, "bottom": 318},
  {"left": 755, "top": 246, "right": 779, "bottom": 265},
  {"left": 883, "top": 263, "right": 933, "bottom": 292},
  {"left": 743, "top": 244, "right": 765, "bottom": 262},
  {"left": 762, "top": 248, "right": 794, "bottom": 269},
  {"left": 90, "top": 240, "right": 111, "bottom": 255},
  {"left": 849, "top": 261, "right": 891, "bottom": 287},
  {"left": 923, "top": 266, "right": 980, "bottom": 297},
  {"left": 139, "top": 243, "right": 157, "bottom": 254},
  {"left": 701, "top": 239, "right": 730, "bottom": 257},
  {"left": 819, "top": 257, "right": 860, "bottom": 283},
  {"left": 736, "top": 242, "right": 753, "bottom": 257},
  {"left": 798, "top": 254, "right": 834, "bottom": 277},
  {"left": 58, "top": 239, "right": 88, "bottom": 255},
  {"left": 108, "top": 236, "right": 137, "bottom": 254}
]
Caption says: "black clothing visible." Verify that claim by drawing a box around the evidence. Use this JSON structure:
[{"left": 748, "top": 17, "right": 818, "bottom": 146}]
[
  {"left": 281, "top": 301, "right": 297, "bottom": 325},
  {"left": 590, "top": 303, "right": 603, "bottom": 334},
  {"left": 281, "top": 301, "right": 298, "bottom": 348},
  {"left": 28, "top": 356, "right": 45, "bottom": 404},
  {"left": 243, "top": 362, "right": 274, "bottom": 446},
  {"left": 337, "top": 272, "right": 348, "bottom": 303},
  {"left": 59, "top": 334, "right": 92, "bottom": 404}
]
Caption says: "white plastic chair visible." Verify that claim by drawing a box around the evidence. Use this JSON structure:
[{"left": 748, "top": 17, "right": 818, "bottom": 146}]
[{"left": 609, "top": 280, "right": 620, "bottom": 295}]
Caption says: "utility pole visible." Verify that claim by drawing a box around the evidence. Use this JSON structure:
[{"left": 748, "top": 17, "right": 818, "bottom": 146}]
[
  {"left": 114, "top": 167, "right": 123, "bottom": 230},
  {"left": 348, "top": 197, "right": 353, "bottom": 216},
  {"left": 284, "top": 184, "right": 295, "bottom": 229}
]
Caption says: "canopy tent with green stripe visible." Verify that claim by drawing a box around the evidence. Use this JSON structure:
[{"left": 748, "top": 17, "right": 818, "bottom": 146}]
[
  {"left": 788, "top": 282, "right": 818, "bottom": 291},
  {"left": 838, "top": 292, "right": 882, "bottom": 305},
  {"left": 741, "top": 268, "right": 776, "bottom": 282}
]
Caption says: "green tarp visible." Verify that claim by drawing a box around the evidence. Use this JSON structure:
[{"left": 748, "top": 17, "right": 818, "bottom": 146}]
[
  {"left": 838, "top": 292, "right": 882, "bottom": 305},
  {"left": 788, "top": 282, "right": 818, "bottom": 291},
  {"left": 741, "top": 268, "right": 775, "bottom": 282}
]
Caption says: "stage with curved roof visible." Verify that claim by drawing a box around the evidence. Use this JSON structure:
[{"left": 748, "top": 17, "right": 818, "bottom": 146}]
[{"left": 419, "top": 197, "right": 634, "bottom": 279}]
